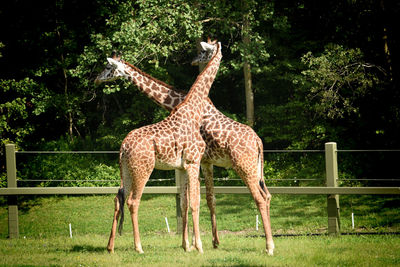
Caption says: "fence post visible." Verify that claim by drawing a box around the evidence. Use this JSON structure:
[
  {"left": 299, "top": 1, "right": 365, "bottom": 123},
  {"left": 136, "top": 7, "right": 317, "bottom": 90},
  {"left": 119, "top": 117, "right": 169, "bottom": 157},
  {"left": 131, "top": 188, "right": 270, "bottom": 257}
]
[
  {"left": 325, "top": 142, "right": 340, "bottom": 234},
  {"left": 6, "top": 144, "right": 19, "bottom": 238},
  {"left": 175, "top": 170, "right": 184, "bottom": 234}
]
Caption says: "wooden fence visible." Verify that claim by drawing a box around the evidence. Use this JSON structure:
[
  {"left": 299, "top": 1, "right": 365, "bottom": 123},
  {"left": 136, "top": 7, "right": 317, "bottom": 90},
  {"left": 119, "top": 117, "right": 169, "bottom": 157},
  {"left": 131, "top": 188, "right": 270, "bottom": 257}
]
[{"left": 1, "top": 142, "right": 399, "bottom": 239}]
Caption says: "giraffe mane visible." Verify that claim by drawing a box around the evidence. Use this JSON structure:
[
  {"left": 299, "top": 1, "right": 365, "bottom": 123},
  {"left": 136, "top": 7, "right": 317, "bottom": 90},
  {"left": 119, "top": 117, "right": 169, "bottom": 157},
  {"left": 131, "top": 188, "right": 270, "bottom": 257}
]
[
  {"left": 123, "top": 60, "right": 187, "bottom": 95},
  {"left": 171, "top": 42, "right": 221, "bottom": 114}
]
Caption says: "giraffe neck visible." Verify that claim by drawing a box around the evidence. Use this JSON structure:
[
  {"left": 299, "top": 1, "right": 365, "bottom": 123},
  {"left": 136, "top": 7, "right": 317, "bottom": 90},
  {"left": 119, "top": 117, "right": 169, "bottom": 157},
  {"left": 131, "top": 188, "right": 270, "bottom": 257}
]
[
  {"left": 122, "top": 61, "right": 185, "bottom": 111},
  {"left": 172, "top": 43, "right": 222, "bottom": 123}
]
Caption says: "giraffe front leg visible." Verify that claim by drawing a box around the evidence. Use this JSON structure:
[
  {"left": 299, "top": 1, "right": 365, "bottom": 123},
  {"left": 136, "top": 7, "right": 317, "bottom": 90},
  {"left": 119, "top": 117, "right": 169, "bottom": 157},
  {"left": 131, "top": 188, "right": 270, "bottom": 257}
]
[
  {"left": 179, "top": 171, "right": 190, "bottom": 252},
  {"left": 187, "top": 165, "right": 203, "bottom": 253},
  {"left": 127, "top": 195, "right": 144, "bottom": 254},
  {"left": 201, "top": 163, "right": 219, "bottom": 248},
  {"left": 127, "top": 191, "right": 144, "bottom": 254}
]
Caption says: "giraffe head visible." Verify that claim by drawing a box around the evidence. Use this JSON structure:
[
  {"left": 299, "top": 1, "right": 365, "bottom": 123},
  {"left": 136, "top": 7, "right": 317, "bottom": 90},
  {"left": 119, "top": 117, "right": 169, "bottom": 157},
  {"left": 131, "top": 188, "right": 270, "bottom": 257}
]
[
  {"left": 94, "top": 52, "right": 129, "bottom": 85},
  {"left": 191, "top": 38, "right": 220, "bottom": 66}
]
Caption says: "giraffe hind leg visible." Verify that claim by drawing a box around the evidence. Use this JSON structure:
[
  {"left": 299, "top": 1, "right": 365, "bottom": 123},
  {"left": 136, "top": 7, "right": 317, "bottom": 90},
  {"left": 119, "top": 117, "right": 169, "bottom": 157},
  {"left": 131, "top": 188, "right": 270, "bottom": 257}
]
[
  {"left": 248, "top": 182, "right": 274, "bottom": 255},
  {"left": 107, "top": 190, "right": 123, "bottom": 253},
  {"left": 233, "top": 158, "right": 274, "bottom": 255},
  {"left": 126, "top": 166, "right": 153, "bottom": 254}
]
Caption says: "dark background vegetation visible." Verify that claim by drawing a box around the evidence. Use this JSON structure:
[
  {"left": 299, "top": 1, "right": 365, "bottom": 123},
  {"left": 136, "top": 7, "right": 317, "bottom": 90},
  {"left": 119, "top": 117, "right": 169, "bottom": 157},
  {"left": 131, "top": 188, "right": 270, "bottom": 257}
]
[{"left": 1, "top": 0, "right": 399, "bottom": 187}]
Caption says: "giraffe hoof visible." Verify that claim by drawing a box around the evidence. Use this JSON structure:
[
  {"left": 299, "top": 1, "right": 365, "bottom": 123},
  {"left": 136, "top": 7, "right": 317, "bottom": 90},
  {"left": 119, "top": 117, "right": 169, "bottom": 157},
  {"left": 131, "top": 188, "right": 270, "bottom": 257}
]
[
  {"left": 190, "top": 245, "right": 203, "bottom": 253},
  {"left": 107, "top": 247, "right": 114, "bottom": 254},
  {"left": 135, "top": 246, "right": 144, "bottom": 254},
  {"left": 266, "top": 241, "right": 274, "bottom": 256},
  {"left": 213, "top": 240, "right": 219, "bottom": 249}
]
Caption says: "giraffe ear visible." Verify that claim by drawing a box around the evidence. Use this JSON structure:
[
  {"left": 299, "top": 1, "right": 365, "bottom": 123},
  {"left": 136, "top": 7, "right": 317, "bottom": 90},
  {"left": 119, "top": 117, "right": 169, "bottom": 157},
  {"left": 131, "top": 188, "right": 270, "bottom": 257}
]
[{"left": 200, "top": 42, "right": 214, "bottom": 52}]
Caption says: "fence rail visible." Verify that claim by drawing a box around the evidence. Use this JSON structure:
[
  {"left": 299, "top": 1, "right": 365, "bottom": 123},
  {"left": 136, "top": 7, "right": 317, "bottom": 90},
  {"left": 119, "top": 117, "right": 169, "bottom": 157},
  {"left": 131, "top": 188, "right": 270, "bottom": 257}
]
[
  {"left": 2, "top": 142, "right": 400, "bottom": 239},
  {"left": 1, "top": 186, "right": 399, "bottom": 195}
]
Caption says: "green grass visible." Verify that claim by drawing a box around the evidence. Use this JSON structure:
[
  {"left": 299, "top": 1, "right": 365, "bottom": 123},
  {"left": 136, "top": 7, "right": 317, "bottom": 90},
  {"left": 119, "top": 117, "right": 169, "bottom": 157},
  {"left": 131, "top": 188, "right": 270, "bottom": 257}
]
[
  {"left": 1, "top": 194, "right": 398, "bottom": 239},
  {"left": 0, "top": 194, "right": 399, "bottom": 266},
  {"left": 1, "top": 234, "right": 399, "bottom": 266}
]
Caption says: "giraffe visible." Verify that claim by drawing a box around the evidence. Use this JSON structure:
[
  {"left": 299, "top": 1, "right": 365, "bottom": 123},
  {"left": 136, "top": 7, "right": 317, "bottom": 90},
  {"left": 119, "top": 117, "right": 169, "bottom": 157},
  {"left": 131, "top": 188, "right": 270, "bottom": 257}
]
[
  {"left": 104, "top": 40, "right": 222, "bottom": 254},
  {"left": 95, "top": 40, "right": 275, "bottom": 255}
]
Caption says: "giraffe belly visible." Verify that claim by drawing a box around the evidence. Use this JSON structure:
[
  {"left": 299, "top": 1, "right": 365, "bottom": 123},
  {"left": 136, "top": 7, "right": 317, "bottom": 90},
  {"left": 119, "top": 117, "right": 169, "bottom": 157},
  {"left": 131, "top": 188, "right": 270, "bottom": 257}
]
[
  {"left": 203, "top": 153, "right": 232, "bottom": 169},
  {"left": 154, "top": 158, "right": 183, "bottom": 170}
]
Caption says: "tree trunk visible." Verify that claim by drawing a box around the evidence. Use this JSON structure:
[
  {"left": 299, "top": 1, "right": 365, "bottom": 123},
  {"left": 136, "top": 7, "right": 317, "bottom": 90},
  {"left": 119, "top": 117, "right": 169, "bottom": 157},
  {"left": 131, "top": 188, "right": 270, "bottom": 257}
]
[
  {"left": 380, "top": 0, "right": 393, "bottom": 80},
  {"left": 242, "top": 2, "right": 254, "bottom": 127},
  {"left": 57, "top": 32, "right": 74, "bottom": 141},
  {"left": 56, "top": 16, "right": 74, "bottom": 141},
  {"left": 243, "top": 60, "right": 254, "bottom": 127}
]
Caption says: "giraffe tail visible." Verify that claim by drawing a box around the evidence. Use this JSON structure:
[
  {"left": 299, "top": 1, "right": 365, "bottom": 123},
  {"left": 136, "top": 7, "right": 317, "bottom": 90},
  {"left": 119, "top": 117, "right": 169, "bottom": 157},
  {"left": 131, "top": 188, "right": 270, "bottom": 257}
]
[
  {"left": 257, "top": 139, "right": 268, "bottom": 195},
  {"left": 117, "top": 188, "right": 125, "bottom": 235}
]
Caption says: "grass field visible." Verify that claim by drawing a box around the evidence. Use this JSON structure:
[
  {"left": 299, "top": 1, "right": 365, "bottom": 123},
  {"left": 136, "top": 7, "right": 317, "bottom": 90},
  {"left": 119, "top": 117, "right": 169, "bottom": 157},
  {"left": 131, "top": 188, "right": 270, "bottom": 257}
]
[
  {"left": 1, "top": 194, "right": 399, "bottom": 266},
  {"left": 1, "top": 234, "right": 399, "bottom": 266}
]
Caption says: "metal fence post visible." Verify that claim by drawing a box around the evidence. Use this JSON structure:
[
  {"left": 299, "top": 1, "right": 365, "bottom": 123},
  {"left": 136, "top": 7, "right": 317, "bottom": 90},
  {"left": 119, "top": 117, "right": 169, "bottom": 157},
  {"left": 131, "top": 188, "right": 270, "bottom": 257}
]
[
  {"left": 6, "top": 144, "right": 19, "bottom": 238},
  {"left": 325, "top": 142, "right": 340, "bottom": 234},
  {"left": 175, "top": 170, "right": 184, "bottom": 234}
]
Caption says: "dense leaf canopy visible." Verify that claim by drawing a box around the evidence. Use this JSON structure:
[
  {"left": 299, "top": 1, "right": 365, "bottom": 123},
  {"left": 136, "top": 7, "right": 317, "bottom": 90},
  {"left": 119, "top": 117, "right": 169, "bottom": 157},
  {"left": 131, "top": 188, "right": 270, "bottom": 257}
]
[{"left": 1, "top": 0, "right": 399, "bottom": 185}]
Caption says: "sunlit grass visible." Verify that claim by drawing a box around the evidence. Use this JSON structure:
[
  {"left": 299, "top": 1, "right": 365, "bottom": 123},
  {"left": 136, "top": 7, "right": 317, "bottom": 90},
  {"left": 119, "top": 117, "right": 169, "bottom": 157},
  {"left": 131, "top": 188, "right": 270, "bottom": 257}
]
[
  {"left": 0, "top": 233, "right": 399, "bottom": 266},
  {"left": 0, "top": 194, "right": 399, "bottom": 266},
  {"left": 1, "top": 194, "right": 399, "bottom": 239}
]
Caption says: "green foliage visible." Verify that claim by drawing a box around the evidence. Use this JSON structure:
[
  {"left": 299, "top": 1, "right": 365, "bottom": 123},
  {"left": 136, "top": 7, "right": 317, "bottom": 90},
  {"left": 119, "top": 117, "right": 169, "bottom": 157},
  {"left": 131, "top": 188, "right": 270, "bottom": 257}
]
[
  {"left": 18, "top": 153, "right": 119, "bottom": 188},
  {"left": 0, "top": 173, "right": 6, "bottom": 188},
  {"left": 72, "top": 0, "right": 204, "bottom": 86},
  {"left": 1, "top": 0, "right": 399, "bottom": 188},
  {"left": 264, "top": 153, "right": 325, "bottom": 187},
  {"left": 301, "top": 44, "right": 382, "bottom": 119},
  {"left": 0, "top": 78, "right": 51, "bottom": 148},
  {"left": 257, "top": 101, "right": 310, "bottom": 148},
  {"left": 0, "top": 42, "right": 4, "bottom": 58}
]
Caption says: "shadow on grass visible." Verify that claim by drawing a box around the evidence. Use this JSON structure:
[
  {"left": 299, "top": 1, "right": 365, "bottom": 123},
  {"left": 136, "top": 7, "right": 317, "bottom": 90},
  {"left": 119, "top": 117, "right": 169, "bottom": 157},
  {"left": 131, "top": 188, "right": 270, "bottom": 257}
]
[
  {"left": 244, "top": 231, "right": 400, "bottom": 239},
  {"left": 70, "top": 244, "right": 106, "bottom": 253},
  {"left": 18, "top": 195, "right": 65, "bottom": 214}
]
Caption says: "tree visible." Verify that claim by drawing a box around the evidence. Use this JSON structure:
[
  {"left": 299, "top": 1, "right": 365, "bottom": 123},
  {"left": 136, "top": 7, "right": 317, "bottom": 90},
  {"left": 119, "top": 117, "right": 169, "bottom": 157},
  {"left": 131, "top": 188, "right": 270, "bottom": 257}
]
[
  {"left": 301, "top": 44, "right": 382, "bottom": 119},
  {"left": 242, "top": 0, "right": 255, "bottom": 127}
]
